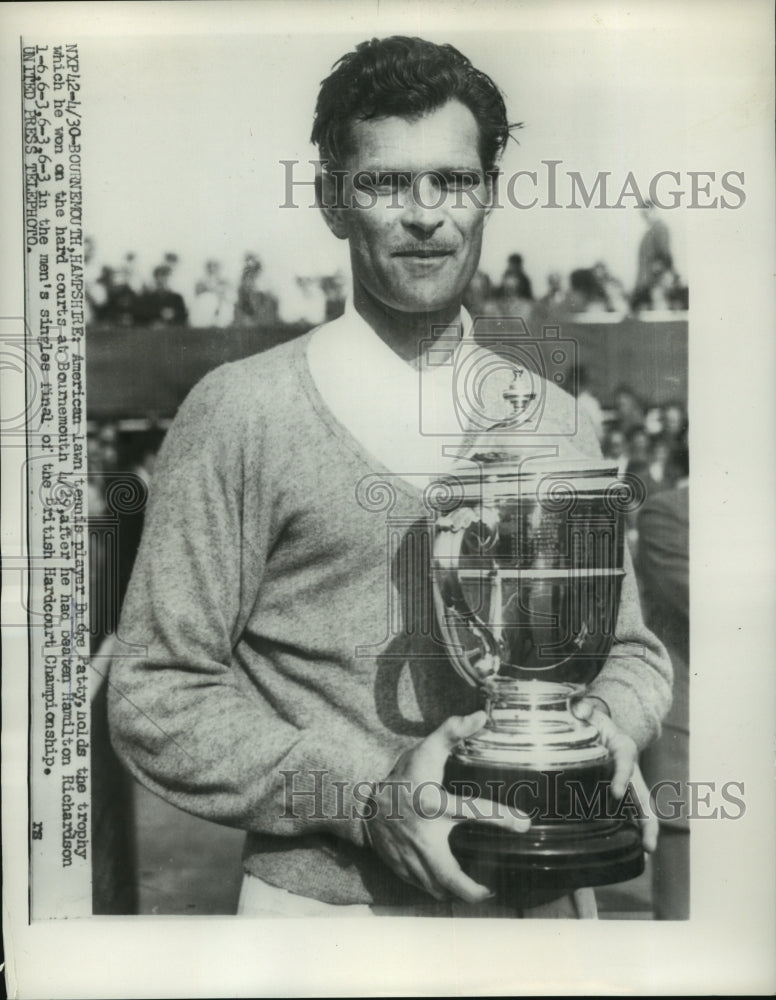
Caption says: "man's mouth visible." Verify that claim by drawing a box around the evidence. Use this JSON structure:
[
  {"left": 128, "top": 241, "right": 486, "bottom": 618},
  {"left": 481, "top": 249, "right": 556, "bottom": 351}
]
[{"left": 391, "top": 248, "right": 455, "bottom": 259}]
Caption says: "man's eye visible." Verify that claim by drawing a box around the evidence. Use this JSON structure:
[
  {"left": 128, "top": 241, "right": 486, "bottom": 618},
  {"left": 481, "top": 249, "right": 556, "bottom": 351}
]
[
  {"left": 355, "top": 171, "right": 480, "bottom": 196},
  {"left": 356, "top": 172, "right": 410, "bottom": 194},
  {"left": 378, "top": 173, "right": 410, "bottom": 193},
  {"left": 444, "top": 172, "right": 479, "bottom": 190}
]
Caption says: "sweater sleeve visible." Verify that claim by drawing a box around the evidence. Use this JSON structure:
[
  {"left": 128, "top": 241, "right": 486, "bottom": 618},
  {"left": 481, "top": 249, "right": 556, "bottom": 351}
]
[
  {"left": 587, "top": 542, "right": 673, "bottom": 751},
  {"left": 562, "top": 386, "right": 674, "bottom": 750},
  {"left": 106, "top": 365, "right": 394, "bottom": 847}
]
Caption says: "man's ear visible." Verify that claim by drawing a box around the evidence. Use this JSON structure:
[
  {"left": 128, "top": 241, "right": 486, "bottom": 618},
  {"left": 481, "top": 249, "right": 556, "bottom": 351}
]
[{"left": 316, "top": 169, "right": 349, "bottom": 240}]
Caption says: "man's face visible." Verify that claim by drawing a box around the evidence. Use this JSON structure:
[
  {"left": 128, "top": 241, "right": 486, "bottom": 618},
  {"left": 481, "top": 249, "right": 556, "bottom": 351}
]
[
  {"left": 324, "top": 100, "right": 493, "bottom": 315},
  {"left": 629, "top": 431, "right": 649, "bottom": 464},
  {"left": 663, "top": 405, "right": 684, "bottom": 435},
  {"left": 606, "top": 430, "right": 625, "bottom": 459}
]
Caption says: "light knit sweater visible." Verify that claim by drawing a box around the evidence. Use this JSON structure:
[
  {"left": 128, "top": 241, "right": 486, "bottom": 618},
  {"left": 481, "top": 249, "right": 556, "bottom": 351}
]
[{"left": 107, "top": 329, "right": 672, "bottom": 906}]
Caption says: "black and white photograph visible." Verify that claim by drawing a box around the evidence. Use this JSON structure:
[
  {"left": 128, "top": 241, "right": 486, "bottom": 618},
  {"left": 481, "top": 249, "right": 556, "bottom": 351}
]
[{"left": 2, "top": 1, "right": 774, "bottom": 996}]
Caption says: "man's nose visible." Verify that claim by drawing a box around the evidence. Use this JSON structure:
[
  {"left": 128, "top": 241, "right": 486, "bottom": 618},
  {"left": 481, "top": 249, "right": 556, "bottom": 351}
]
[{"left": 400, "top": 175, "right": 446, "bottom": 236}]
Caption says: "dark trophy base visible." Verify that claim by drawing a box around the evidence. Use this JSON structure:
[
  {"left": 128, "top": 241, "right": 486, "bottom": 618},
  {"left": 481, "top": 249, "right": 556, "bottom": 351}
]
[
  {"left": 449, "top": 818, "right": 644, "bottom": 910},
  {"left": 445, "top": 755, "right": 645, "bottom": 910}
]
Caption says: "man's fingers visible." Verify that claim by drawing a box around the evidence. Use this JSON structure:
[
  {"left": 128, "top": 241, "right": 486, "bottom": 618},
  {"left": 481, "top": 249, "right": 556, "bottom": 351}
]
[
  {"left": 641, "top": 810, "right": 659, "bottom": 853},
  {"left": 609, "top": 735, "right": 638, "bottom": 799},
  {"left": 563, "top": 707, "right": 657, "bottom": 853},
  {"left": 427, "top": 711, "right": 488, "bottom": 755},
  {"left": 630, "top": 764, "right": 659, "bottom": 853},
  {"left": 397, "top": 850, "right": 449, "bottom": 901},
  {"left": 446, "top": 795, "right": 531, "bottom": 833},
  {"left": 372, "top": 818, "right": 493, "bottom": 904},
  {"left": 571, "top": 697, "right": 594, "bottom": 722},
  {"left": 432, "top": 861, "right": 494, "bottom": 905},
  {"left": 611, "top": 749, "right": 637, "bottom": 800}
]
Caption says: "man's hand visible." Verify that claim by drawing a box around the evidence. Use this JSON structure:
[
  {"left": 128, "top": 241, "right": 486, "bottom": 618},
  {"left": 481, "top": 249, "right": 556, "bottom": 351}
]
[
  {"left": 365, "top": 711, "right": 530, "bottom": 903},
  {"left": 573, "top": 698, "right": 659, "bottom": 853}
]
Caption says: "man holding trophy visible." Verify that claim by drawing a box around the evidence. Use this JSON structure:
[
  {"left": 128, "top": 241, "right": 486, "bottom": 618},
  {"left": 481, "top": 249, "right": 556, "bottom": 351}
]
[{"left": 108, "top": 36, "right": 672, "bottom": 918}]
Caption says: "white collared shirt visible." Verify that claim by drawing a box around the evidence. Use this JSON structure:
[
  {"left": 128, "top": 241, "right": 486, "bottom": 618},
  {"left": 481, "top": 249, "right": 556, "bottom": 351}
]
[{"left": 306, "top": 300, "right": 480, "bottom": 485}]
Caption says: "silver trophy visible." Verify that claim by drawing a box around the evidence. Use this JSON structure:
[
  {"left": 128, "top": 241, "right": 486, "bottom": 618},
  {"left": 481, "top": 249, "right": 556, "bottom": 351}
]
[{"left": 429, "top": 375, "right": 644, "bottom": 903}]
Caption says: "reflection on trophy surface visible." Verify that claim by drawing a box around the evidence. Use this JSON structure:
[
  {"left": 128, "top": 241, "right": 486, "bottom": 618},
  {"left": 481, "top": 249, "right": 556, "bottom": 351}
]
[{"left": 430, "top": 432, "right": 645, "bottom": 905}]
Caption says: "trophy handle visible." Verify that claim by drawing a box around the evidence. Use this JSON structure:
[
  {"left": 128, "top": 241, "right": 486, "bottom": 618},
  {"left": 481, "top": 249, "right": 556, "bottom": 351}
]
[{"left": 432, "top": 511, "right": 501, "bottom": 686}]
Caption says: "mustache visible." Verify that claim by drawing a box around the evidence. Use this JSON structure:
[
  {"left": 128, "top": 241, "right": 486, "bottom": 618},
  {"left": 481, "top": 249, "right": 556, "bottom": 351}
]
[{"left": 390, "top": 245, "right": 458, "bottom": 257}]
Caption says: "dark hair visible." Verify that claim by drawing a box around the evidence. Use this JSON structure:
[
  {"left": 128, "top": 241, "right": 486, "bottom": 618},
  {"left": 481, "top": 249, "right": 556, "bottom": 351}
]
[
  {"left": 311, "top": 36, "right": 518, "bottom": 173},
  {"left": 569, "top": 268, "right": 599, "bottom": 297}
]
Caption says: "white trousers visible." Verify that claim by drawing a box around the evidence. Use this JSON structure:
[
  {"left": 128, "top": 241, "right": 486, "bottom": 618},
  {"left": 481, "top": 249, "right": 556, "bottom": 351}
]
[{"left": 237, "top": 873, "right": 598, "bottom": 919}]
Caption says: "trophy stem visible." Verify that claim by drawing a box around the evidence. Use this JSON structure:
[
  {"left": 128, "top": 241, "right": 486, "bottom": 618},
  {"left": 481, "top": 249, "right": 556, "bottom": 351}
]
[{"left": 456, "top": 677, "right": 609, "bottom": 769}]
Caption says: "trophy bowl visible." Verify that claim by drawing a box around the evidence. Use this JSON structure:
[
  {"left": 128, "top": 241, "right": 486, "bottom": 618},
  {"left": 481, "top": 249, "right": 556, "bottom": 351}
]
[{"left": 430, "top": 454, "right": 645, "bottom": 906}]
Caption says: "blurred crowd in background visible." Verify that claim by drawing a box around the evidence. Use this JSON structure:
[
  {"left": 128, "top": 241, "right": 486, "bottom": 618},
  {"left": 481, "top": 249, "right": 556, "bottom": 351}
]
[
  {"left": 84, "top": 205, "right": 688, "bottom": 332},
  {"left": 84, "top": 237, "right": 347, "bottom": 330},
  {"left": 463, "top": 204, "right": 688, "bottom": 321}
]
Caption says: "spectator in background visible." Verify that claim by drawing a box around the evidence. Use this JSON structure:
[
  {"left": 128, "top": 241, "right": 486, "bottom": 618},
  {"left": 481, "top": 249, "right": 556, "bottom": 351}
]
[
  {"left": 279, "top": 275, "right": 328, "bottom": 326},
  {"left": 632, "top": 200, "right": 671, "bottom": 308},
  {"left": 622, "top": 424, "right": 651, "bottom": 548},
  {"left": 502, "top": 253, "right": 534, "bottom": 301},
  {"left": 302, "top": 276, "right": 329, "bottom": 326},
  {"left": 94, "top": 266, "right": 139, "bottom": 327},
  {"left": 563, "top": 268, "right": 608, "bottom": 314},
  {"left": 602, "top": 425, "right": 627, "bottom": 475},
  {"left": 84, "top": 237, "right": 108, "bottom": 324},
  {"left": 163, "top": 252, "right": 181, "bottom": 284},
  {"left": 162, "top": 251, "right": 190, "bottom": 302},
  {"left": 136, "top": 265, "right": 189, "bottom": 328},
  {"left": 118, "top": 252, "right": 143, "bottom": 295},
  {"left": 613, "top": 384, "right": 645, "bottom": 436},
  {"left": 321, "top": 271, "right": 347, "bottom": 322},
  {"left": 632, "top": 253, "right": 688, "bottom": 313},
  {"left": 538, "top": 271, "right": 565, "bottom": 312},
  {"left": 462, "top": 270, "right": 494, "bottom": 317},
  {"left": 625, "top": 424, "right": 650, "bottom": 474},
  {"left": 650, "top": 255, "right": 688, "bottom": 312},
  {"left": 637, "top": 438, "right": 690, "bottom": 919},
  {"left": 643, "top": 404, "right": 663, "bottom": 437},
  {"left": 233, "top": 254, "right": 279, "bottom": 328},
  {"left": 129, "top": 430, "right": 165, "bottom": 490},
  {"left": 97, "top": 422, "right": 120, "bottom": 470},
  {"left": 571, "top": 364, "right": 605, "bottom": 443},
  {"left": 86, "top": 434, "right": 108, "bottom": 517},
  {"left": 646, "top": 433, "right": 672, "bottom": 491},
  {"left": 591, "top": 261, "right": 629, "bottom": 313},
  {"left": 661, "top": 400, "right": 687, "bottom": 442},
  {"left": 191, "top": 259, "right": 235, "bottom": 328},
  {"left": 496, "top": 270, "right": 533, "bottom": 318}
]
